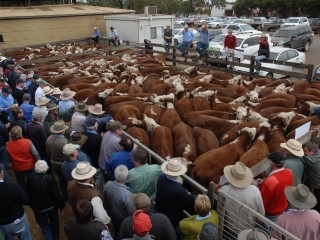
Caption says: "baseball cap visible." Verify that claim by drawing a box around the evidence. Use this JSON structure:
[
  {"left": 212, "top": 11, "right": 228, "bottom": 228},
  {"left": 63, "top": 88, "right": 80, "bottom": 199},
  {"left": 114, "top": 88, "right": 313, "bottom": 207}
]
[
  {"left": 33, "top": 74, "right": 40, "bottom": 80},
  {"left": 16, "top": 79, "right": 24, "bottom": 84},
  {"left": 63, "top": 143, "right": 79, "bottom": 155},
  {"left": 133, "top": 210, "right": 152, "bottom": 236},
  {"left": 85, "top": 117, "right": 98, "bottom": 128},
  {"left": 2, "top": 86, "right": 11, "bottom": 94},
  {"left": 267, "top": 152, "right": 285, "bottom": 165}
]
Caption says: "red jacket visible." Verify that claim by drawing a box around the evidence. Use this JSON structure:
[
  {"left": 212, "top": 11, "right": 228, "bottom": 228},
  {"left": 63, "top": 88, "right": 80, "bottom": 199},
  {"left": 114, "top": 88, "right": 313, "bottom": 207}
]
[
  {"left": 259, "top": 168, "right": 293, "bottom": 216},
  {"left": 6, "top": 138, "right": 35, "bottom": 171},
  {"left": 224, "top": 35, "right": 237, "bottom": 49}
]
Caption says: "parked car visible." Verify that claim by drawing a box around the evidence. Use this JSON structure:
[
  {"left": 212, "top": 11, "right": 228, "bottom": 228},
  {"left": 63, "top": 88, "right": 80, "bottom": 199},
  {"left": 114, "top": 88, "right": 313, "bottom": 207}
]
[
  {"left": 234, "top": 47, "right": 306, "bottom": 78},
  {"left": 271, "top": 25, "right": 313, "bottom": 51},
  {"left": 281, "top": 17, "right": 310, "bottom": 28},
  {"left": 173, "top": 28, "right": 200, "bottom": 45},
  {"left": 309, "top": 18, "right": 320, "bottom": 34},
  {"left": 174, "top": 18, "right": 190, "bottom": 26},
  {"left": 222, "top": 23, "right": 262, "bottom": 34},
  {"left": 209, "top": 33, "right": 227, "bottom": 46},
  {"left": 208, "top": 33, "right": 272, "bottom": 61},
  {"left": 233, "top": 19, "right": 252, "bottom": 24},
  {"left": 250, "top": 17, "right": 268, "bottom": 30},
  {"left": 262, "top": 18, "right": 286, "bottom": 31},
  {"left": 207, "top": 20, "right": 225, "bottom": 28}
]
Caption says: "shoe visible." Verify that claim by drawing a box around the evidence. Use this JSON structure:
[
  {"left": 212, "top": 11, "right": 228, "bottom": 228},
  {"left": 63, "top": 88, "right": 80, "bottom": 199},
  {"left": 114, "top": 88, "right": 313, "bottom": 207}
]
[{"left": 182, "top": 52, "right": 186, "bottom": 57}]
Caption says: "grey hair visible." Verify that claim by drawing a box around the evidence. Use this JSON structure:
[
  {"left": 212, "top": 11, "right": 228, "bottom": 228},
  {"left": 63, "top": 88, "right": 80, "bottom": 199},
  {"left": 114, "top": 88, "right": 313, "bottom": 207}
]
[
  {"left": 35, "top": 160, "right": 49, "bottom": 173},
  {"left": 114, "top": 165, "right": 128, "bottom": 182}
]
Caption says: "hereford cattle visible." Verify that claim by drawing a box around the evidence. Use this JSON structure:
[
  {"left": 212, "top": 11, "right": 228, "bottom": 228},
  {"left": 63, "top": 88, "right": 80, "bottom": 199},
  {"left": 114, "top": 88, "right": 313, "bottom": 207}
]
[
  {"left": 114, "top": 105, "right": 142, "bottom": 128},
  {"left": 190, "top": 127, "right": 256, "bottom": 187},
  {"left": 126, "top": 127, "right": 150, "bottom": 147},
  {"left": 192, "top": 127, "right": 219, "bottom": 155},
  {"left": 159, "top": 103, "right": 181, "bottom": 130}
]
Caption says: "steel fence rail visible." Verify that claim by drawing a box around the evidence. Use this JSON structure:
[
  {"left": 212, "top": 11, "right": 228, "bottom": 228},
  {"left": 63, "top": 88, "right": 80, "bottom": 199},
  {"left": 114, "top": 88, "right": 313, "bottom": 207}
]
[{"left": 217, "top": 189, "right": 300, "bottom": 240}]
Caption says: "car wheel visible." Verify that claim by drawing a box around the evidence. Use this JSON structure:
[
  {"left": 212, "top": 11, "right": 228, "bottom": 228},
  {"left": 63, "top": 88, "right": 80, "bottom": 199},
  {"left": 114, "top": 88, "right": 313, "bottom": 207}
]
[
  {"left": 303, "top": 41, "right": 311, "bottom": 52},
  {"left": 266, "top": 73, "right": 273, "bottom": 78},
  {"left": 174, "top": 39, "right": 178, "bottom": 45}
]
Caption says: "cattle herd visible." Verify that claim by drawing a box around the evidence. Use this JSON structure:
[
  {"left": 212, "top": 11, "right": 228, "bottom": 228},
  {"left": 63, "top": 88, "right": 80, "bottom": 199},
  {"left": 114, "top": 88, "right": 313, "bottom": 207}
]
[{"left": 6, "top": 42, "right": 320, "bottom": 188}]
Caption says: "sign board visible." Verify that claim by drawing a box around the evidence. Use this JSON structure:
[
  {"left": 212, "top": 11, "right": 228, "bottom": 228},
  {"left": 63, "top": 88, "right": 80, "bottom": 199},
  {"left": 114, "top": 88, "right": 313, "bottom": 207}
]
[{"left": 295, "top": 121, "right": 311, "bottom": 140}]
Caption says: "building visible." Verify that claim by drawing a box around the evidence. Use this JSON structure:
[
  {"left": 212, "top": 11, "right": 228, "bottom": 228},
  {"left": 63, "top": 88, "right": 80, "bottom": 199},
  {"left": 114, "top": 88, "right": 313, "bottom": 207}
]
[{"left": 211, "top": 3, "right": 235, "bottom": 17}]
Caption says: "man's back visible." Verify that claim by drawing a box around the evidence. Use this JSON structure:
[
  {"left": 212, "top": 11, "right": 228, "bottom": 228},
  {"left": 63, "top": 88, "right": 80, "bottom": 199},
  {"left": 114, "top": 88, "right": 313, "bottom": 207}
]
[
  {"left": 284, "top": 156, "right": 304, "bottom": 186},
  {"left": 82, "top": 131, "right": 102, "bottom": 168},
  {"left": 98, "top": 131, "right": 121, "bottom": 169}
]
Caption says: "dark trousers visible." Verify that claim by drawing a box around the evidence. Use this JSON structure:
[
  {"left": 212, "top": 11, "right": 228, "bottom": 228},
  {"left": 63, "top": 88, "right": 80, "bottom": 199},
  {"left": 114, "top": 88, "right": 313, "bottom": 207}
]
[
  {"left": 0, "top": 146, "right": 10, "bottom": 170},
  {"left": 314, "top": 188, "right": 320, "bottom": 212},
  {"left": 33, "top": 207, "right": 59, "bottom": 240},
  {"left": 92, "top": 36, "right": 99, "bottom": 46},
  {"left": 15, "top": 169, "right": 35, "bottom": 190},
  {"left": 52, "top": 163, "right": 67, "bottom": 200},
  {"left": 109, "top": 37, "right": 120, "bottom": 47}
]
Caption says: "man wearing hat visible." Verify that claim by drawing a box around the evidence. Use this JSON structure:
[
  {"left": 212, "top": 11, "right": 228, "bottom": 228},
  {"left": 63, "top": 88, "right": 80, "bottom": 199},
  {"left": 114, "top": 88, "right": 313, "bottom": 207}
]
[
  {"left": 51, "top": 87, "right": 62, "bottom": 104},
  {"left": 20, "top": 93, "right": 35, "bottom": 123},
  {"left": 87, "top": 103, "right": 112, "bottom": 135},
  {"left": 13, "top": 79, "right": 28, "bottom": 106},
  {"left": 58, "top": 88, "right": 76, "bottom": 115},
  {"left": 7, "top": 65, "right": 20, "bottom": 91},
  {"left": 25, "top": 71, "right": 34, "bottom": 87},
  {"left": 0, "top": 86, "right": 15, "bottom": 114},
  {"left": 122, "top": 210, "right": 153, "bottom": 239},
  {"left": 27, "top": 73, "right": 39, "bottom": 105},
  {"left": 154, "top": 158, "right": 195, "bottom": 231},
  {"left": 71, "top": 102, "right": 88, "bottom": 132},
  {"left": 61, "top": 143, "right": 82, "bottom": 182},
  {"left": 238, "top": 228, "right": 269, "bottom": 240},
  {"left": 108, "top": 26, "right": 120, "bottom": 47},
  {"left": 259, "top": 152, "right": 294, "bottom": 223},
  {"left": 68, "top": 131, "right": 91, "bottom": 163},
  {"left": 98, "top": 120, "right": 126, "bottom": 170},
  {"left": 92, "top": 26, "right": 100, "bottom": 47},
  {"left": 34, "top": 79, "right": 48, "bottom": 103},
  {"left": 61, "top": 111, "right": 73, "bottom": 139},
  {"left": 67, "top": 161, "right": 111, "bottom": 225},
  {"left": 272, "top": 184, "right": 320, "bottom": 239},
  {"left": 118, "top": 193, "right": 176, "bottom": 240},
  {"left": 177, "top": 24, "right": 195, "bottom": 60},
  {"left": 43, "top": 102, "right": 60, "bottom": 136},
  {"left": 255, "top": 33, "right": 269, "bottom": 75},
  {"left": 221, "top": 162, "right": 265, "bottom": 239},
  {"left": 281, "top": 138, "right": 304, "bottom": 186},
  {"left": 163, "top": 25, "right": 173, "bottom": 53},
  {"left": 46, "top": 120, "right": 69, "bottom": 198},
  {"left": 195, "top": 24, "right": 209, "bottom": 58},
  {"left": 302, "top": 141, "right": 320, "bottom": 212}
]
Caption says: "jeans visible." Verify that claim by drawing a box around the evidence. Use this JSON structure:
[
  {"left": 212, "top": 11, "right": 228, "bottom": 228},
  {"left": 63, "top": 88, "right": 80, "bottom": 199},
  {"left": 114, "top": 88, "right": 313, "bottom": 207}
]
[
  {"left": 177, "top": 41, "right": 191, "bottom": 56},
  {"left": 255, "top": 55, "right": 267, "bottom": 73},
  {"left": 196, "top": 42, "right": 209, "bottom": 56},
  {"left": 34, "top": 207, "right": 60, "bottom": 240},
  {"left": 163, "top": 41, "right": 172, "bottom": 53},
  {"left": 15, "top": 169, "right": 35, "bottom": 190},
  {"left": 0, "top": 213, "right": 31, "bottom": 240}
]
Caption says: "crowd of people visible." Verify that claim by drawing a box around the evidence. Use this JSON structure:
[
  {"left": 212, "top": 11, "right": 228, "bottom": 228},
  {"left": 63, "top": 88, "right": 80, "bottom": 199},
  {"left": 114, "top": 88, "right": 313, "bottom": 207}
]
[{"left": 1, "top": 50, "right": 320, "bottom": 240}]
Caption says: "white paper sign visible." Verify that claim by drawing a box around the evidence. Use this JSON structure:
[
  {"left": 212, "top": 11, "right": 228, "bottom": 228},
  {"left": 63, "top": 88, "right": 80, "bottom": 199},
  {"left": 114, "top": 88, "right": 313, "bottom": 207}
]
[{"left": 295, "top": 121, "right": 311, "bottom": 140}]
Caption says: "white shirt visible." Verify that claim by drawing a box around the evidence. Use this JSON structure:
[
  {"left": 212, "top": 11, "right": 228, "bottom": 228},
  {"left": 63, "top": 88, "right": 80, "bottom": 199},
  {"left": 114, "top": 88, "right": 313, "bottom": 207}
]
[{"left": 35, "top": 87, "right": 44, "bottom": 103}]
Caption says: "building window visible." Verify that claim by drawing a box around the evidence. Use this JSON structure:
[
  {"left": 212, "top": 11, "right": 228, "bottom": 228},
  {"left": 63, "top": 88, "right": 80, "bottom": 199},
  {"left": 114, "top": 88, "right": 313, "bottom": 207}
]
[
  {"left": 0, "top": 35, "right": 3, "bottom": 43},
  {"left": 150, "top": 27, "right": 163, "bottom": 39}
]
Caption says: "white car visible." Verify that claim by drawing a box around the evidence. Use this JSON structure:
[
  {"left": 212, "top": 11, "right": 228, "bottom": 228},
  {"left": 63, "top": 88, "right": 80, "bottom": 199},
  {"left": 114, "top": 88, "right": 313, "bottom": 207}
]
[
  {"left": 174, "top": 18, "right": 190, "bottom": 26},
  {"left": 222, "top": 23, "right": 262, "bottom": 34},
  {"left": 208, "top": 33, "right": 272, "bottom": 61},
  {"left": 207, "top": 20, "right": 224, "bottom": 28},
  {"left": 234, "top": 47, "right": 306, "bottom": 79},
  {"left": 281, "top": 17, "right": 310, "bottom": 28},
  {"left": 173, "top": 28, "right": 200, "bottom": 45}
]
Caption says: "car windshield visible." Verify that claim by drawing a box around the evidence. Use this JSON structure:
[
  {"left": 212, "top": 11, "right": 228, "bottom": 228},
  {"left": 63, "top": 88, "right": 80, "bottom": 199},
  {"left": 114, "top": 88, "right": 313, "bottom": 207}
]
[
  {"left": 212, "top": 34, "right": 226, "bottom": 42},
  {"left": 273, "top": 29, "right": 293, "bottom": 37},
  {"left": 236, "top": 38, "right": 244, "bottom": 47},
  {"left": 241, "top": 25, "right": 255, "bottom": 31},
  {"left": 286, "top": 18, "right": 299, "bottom": 23},
  {"left": 269, "top": 52, "right": 279, "bottom": 60}
]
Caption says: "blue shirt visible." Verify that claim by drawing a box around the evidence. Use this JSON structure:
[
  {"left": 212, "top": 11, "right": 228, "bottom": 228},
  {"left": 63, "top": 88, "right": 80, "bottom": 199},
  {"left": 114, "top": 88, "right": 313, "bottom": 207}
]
[
  {"left": 182, "top": 29, "right": 195, "bottom": 42},
  {"left": 58, "top": 100, "right": 75, "bottom": 114},
  {"left": 197, "top": 28, "right": 209, "bottom": 44},
  {"left": 95, "top": 115, "right": 113, "bottom": 134},
  {"left": 105, "top": 150, "right": 134, "bottom": 177},
  {"left": 61, "top": 159, "right": 80, "bottom": 182},
  {"left": 20, "top": 102, "right": 35, "bottom": 123},
  {"left": 93, "top": 29, "right": 100, "bottom": 38},
  {"left": 0, "top": 95, "right": 14, "bottom": 110},
  {"left": 77, "top": 149, "right": 92, "bottom": 165}
]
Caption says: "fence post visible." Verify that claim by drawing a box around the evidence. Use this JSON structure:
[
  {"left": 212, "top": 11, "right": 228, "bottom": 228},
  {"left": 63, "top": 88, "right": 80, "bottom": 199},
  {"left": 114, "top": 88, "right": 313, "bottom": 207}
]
[
  {"left": 249, "top": 56, "right": 255, "bottom": 80},
  {"left": 306, "top": 64, "right": 314, "bottom": 82},
  {"left": 173, "top": 45, "right": 176, "bottom": 66}
]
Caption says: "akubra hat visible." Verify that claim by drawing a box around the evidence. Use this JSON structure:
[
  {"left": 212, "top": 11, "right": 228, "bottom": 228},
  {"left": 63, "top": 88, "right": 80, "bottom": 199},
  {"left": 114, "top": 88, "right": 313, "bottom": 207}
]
[
  {"left": 52, "top": 87, "right": 62, "bottom": 95},
  {"left": 43, "top": 86, "right": 53, "bottom": 95},
  {"left": 47, "top": 102, "right": 59, "bottom": 111},
  {"left": 161, "top": 158, "right": 187, "bottom": 176},
  {"left": 75, "top": 102, "right": 88, "bottom": 112},
  {"left": 71, "top": 161, "right": 97, "bottom": 180},
  {"left": 68, "top": 131, "right": 88, "bottom": 147},
  {"left": 60, "top": 88, "right": 76, "bottom": 100},
  {"left": 280, "top": 139, "right": 304, "bottom": 157},
  {"left": 35, "top": 96, "right": 51, "bottom": 106},
  {"left": 50, "top": 120, "right": 69, "bottom": 134},
  {"left": 224, "top": 162, "right": 253, "bottom": 188},
  {"left": 284, "top": 184, "right": 317, "bottom": 210},
  {"left": 238, "top": 228, "right": 269, "bottom": 240},
  {"left": 88, "top": 103, "right": 105, "bottom": 115}
]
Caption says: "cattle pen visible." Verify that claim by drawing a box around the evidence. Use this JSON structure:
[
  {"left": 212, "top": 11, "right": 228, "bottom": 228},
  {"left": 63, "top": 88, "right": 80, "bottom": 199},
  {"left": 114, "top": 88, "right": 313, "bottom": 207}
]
[{"left": 3, "top": 39, "right": 320, "bottom": 240}]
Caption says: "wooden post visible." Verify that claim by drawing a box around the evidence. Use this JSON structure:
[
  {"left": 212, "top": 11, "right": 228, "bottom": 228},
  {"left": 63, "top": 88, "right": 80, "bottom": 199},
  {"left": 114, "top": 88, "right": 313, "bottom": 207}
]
[
  {"left": 249, "top": 56, "right": 255, "bottom": 80},
  {"left": 306, "top": 64, "right": 314, "bottom": 82},
  {"left": 173, "top": 45, "right": 176, "bottom": 66}
]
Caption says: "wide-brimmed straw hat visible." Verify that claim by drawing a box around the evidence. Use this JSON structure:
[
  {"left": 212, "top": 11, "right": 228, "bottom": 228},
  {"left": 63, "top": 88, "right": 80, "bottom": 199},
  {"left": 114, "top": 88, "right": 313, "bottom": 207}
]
[
  {"left": 224, "top": 162, "right": 253, "bottom": 188},
  {"left": 71, "top": 161, "right": 97, "bottom": 180},
  {"left": 52, "top": 87, "right": 62, "bottom": 95},
  {"left": 68, "top": 131, "right": 88, "bottom": 147},
  {"left": 161, "top": 158, "right": 187, "bottom": 176},
  {"left": 35, "top": 96, "right": 51, "bottom": 106},
  {"left": 47, "top": 102, "right": 59, "bottom": 111},
  {"left": 60, "top": 88, "right": 76, "bottom": 100},
  {"left": 280, "top": 139, "right": 304, "bottom": 157},
  {"left": 50, "top": 120, "right": 69, "bottom": 133},
  {"left": 238, "top": 228, "right": 269, "bottom": 240},
  {"left": 88, "top": 103, "right": 105, "bottom": 115},
  {"left": 75, "top": 102, "right": 88, "bottom": 112},
  {"left": 43, "top": 86, "right": 53, "bottom": 95},
  {"left": 284, "top": 184, "right": 317, "bottom": 210}
]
